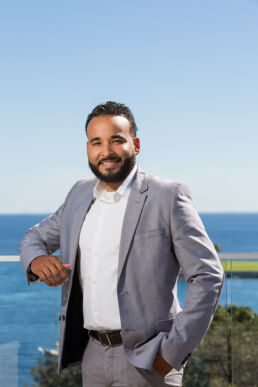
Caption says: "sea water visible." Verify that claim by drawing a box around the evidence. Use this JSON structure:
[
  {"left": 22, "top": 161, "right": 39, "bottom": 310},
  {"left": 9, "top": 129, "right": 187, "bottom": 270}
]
[{"left": 0, "top": 213, "right": 257, "bottom": 386}]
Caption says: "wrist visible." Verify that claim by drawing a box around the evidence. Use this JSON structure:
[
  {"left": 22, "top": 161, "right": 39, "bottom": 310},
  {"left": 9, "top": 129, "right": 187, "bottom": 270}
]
[
  {"left": 27, "top": 263, "right": 39, "bottom": 281},
  {"left": 153, "top": 352, "right": 173, "bottom": 376}
]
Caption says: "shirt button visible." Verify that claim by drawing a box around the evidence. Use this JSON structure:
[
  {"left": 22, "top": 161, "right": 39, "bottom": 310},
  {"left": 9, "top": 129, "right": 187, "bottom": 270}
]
[{"left": 93, "top": 280, "right": 96, "bottom": 285}]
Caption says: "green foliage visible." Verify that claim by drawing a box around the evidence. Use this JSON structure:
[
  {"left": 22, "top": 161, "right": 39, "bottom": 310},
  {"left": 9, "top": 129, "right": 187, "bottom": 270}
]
[
  {"left": 213, "top": 244, "right": 221, "bottom": 253},
  {"left": 30, "top": 305, "right": 258, "bottom": 386},
  {"left": 183, "top": 305, "right": 258, "bottom": 386},
  {"left": 31, "top": 353, "right": 82, "bottom": 387}
]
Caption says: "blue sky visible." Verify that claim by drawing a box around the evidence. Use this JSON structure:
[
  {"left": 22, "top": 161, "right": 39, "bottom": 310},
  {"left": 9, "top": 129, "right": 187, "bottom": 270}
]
[{"left": 1, "top": 0, "right": 257, "bottom": 213}]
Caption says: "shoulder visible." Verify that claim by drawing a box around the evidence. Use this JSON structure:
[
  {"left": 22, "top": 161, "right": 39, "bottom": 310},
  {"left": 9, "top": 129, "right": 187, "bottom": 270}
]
[
  {"left": 143, "top": 171, "right": 189, "bottom": 196},
  {"left": 72, "top": 178, "right": 97, "bottom": 189},
  {"left": 65, "top": 177, "right": 97, "bottom": 199}
]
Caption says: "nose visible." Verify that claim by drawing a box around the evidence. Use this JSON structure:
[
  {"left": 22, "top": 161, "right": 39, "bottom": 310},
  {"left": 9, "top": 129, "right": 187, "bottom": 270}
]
[{"left": 100, "top": 141, "right": 114, "bottom": 158}]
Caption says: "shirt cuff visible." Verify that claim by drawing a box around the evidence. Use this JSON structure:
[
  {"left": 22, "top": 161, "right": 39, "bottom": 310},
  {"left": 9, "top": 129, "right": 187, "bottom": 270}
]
[{"left": 27, "top": 264, "right": 41, "bottom": 283}]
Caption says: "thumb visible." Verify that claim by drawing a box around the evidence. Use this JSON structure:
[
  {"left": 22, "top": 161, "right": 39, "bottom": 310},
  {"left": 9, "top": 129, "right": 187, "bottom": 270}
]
[{"left": 63, "top": 263, "right": 71, "bottom": 269}]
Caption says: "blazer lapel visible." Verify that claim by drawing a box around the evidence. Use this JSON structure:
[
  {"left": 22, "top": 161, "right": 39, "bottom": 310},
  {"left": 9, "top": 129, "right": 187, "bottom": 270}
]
[
  {"left": 69, "top": 182, "right": 96, "bottom": 266},
  {"left": 62, "top": 180, "right": 96, "bottom": 306},
  {"left": 117, "top": 169, "right": 148, "bottom": 280}
]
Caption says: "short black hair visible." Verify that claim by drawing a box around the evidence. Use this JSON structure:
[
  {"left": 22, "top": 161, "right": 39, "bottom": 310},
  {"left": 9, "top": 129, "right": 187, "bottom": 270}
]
[{"left": 85, "top": 101, "right": 138, "bottom": 137}]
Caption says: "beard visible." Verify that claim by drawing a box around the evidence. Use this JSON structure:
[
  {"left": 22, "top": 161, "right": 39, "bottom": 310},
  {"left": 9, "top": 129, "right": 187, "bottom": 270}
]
[{"left": 88, "top": 153, "right": 136, "bottom": 183}]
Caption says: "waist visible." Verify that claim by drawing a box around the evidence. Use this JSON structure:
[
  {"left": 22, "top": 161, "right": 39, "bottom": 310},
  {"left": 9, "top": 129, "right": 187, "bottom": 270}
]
[{"left": 89, "top": 330, "right": 122, "bottom": 346}]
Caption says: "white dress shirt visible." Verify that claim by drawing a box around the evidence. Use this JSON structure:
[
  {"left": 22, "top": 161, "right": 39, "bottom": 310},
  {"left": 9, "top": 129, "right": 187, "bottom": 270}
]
[{"left": 79, "top": 164, "right": 137, "bottom": 331}]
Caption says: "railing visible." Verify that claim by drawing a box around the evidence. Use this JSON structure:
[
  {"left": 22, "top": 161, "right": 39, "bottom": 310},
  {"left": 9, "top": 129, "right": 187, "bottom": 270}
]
[
  {"left": 0, "top": 256, "right": 61, "bottom": 387},
  {"left": 1, "top": 254, "right": 258, "bottom": 387},
  {"left": 178, "top": 253, "right": 258, "bottom": 386},
  {"left": 218, "top": 253, "right": 258, "bottom": 386}
]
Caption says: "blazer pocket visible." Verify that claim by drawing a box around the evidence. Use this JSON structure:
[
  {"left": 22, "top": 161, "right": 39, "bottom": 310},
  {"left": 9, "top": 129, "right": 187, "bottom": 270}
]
[
  {"left": 155, "top": 317, "right": 175, "bottom": 334},
  {"left": 134, "top": 228, "right": 166, "bottom": 241}
]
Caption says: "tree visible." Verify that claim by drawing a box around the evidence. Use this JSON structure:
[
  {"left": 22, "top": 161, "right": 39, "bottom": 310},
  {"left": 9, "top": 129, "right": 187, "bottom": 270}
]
[
  {"left": 30, "top": 353, "right": 82, "bottom": 387},
  {"left": 183, "top": 305, "right": 258, "bottom": 386},
  {"left": 30, "top": 305, "right": 258, "bottom": 386},
  {"left": 213, "top": 243, "right": 221, "bottom": 253}
]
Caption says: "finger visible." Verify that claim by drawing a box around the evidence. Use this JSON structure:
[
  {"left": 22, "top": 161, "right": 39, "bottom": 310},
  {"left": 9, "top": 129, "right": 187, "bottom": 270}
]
[
  {"left": 31, "top": 256, "right": 60, "bottom": 285},
  {"left": 49, "top": 264, "right": 65, "bottom": 284},
  {"left": 38, "top": 270, "right": 57, "bottom": 287},
  {"left": 38, "top": 257, "right": 70, "bottom": 285},
  {"left": 43, "top": 278, "right": 57, "bottom": 287},
  {"left": 51, "top": 272, "right": 64, "bottom": 286},
  {"left": 50, "top": 255, "right": 71, "bottom": 270},
  {"left": 45, "top": 261, "right": 67, "bottom": 285},
  {"left": 40, "top": 266, "right": 59, "bottom": 287},
  {"left": 52, "top": 261, "right": 71, "bottom": 282}
]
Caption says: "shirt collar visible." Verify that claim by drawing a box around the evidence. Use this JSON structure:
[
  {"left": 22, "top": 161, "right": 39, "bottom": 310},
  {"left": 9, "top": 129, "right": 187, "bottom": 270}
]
[{"left": 93, "top": 164, "right": 137, "bottom": 203}]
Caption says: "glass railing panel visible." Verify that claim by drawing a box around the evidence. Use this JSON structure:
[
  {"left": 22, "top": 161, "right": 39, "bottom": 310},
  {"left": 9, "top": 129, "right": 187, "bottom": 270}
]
[
  {"left": 0, "top": 259, "right": 61, "bottom": 387},
  {"left": 224, "top": 255, "right": 258, "bottom": 387},
  {"left": 2, "top": 254, "right": 257, "bottom": 386},
  {"left": 178, "top": 254, "right": 258, "bottom": 386},
  {"left": 178, "top": 263, "right": 229, "bottom": 386}
]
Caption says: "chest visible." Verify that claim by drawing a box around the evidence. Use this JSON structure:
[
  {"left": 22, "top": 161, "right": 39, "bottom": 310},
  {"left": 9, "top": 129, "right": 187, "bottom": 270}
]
[{"left": 79, "top": 198, "right": 127, "bottom": 252}]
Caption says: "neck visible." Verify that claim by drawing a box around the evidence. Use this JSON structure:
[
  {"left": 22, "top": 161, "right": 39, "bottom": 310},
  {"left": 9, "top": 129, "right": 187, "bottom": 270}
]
[{"left": 103, "top": 181, "right": 123, "bottom": 192}]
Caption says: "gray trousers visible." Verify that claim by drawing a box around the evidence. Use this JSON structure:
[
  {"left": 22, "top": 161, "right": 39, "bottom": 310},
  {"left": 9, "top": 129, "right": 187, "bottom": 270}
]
[{"left": 82, "top": 337, "right": 183, "bottom": 387}]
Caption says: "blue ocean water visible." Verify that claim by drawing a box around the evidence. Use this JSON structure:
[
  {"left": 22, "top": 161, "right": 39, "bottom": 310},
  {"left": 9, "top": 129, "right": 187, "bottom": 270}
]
[
  {"left": 0, "top": 214, "right": 50, "bottom": 255},
  {"left": 1, "top": 213, "right": 258, "bottom": 255},
  {"left": 0, "top": 213, "right": 258, "bottom": 386},
  {"left": 200, "top": 213, "right": 258, "bottom": 253}
]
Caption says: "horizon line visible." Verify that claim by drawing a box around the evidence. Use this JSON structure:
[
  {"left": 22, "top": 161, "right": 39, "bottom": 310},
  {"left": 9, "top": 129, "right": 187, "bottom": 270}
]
[{"left": 0, "top": 211, "right": 258, "bottom": 215}]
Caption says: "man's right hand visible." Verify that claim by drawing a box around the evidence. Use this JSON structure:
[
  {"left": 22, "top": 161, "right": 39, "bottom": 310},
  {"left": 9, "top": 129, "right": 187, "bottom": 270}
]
[{"left": 30, "top": 255, "right": 71, "bottom": 287}]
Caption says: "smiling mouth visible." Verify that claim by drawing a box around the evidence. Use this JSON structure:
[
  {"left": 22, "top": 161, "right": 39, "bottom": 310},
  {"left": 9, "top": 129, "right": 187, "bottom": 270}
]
[{"left": 99, "top": 159, "right": 121, "bottom": 168}]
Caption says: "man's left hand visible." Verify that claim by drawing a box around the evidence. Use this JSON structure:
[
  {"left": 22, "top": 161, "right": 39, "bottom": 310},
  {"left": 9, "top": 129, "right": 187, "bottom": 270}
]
[{"left": 153, "top": 352, "right": 173, "bottom": 376}]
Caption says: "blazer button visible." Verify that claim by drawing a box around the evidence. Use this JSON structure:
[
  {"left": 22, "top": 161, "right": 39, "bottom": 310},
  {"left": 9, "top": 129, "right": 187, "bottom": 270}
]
[{"left": 62, "top": 315, "right": 65, "bottom": 321}]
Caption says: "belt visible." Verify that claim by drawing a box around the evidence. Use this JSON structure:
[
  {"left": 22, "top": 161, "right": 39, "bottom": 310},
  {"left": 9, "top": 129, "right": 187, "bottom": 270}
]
[{"left": 89, "top": 330, "right": 122, "bottom": 346}]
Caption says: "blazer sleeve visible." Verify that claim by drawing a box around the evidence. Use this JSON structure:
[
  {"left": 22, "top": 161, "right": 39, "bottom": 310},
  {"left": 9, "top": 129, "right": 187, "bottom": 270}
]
[
  {"left": 19, "top": 182, "right": 78, "bottom": 284},
  {"left": 160, "top": 183, "right": 224, "bottom": 371}
]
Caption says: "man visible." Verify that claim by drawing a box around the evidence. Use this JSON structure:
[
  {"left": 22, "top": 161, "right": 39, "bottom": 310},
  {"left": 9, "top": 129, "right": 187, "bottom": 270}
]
[{"left": 20, "top": 101, "right": 224, "bottom": 386}]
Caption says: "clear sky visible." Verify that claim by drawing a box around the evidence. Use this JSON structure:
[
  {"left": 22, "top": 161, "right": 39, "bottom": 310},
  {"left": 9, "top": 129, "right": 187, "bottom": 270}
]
[{"left": 1, "top": 0, "right": 257, "bottom": 213}]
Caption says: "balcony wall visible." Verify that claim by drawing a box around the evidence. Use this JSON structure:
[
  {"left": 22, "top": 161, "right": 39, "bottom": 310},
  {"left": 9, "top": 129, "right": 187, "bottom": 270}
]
[{"left": 1, "top": 254, "right": 258, "bottom": 387}]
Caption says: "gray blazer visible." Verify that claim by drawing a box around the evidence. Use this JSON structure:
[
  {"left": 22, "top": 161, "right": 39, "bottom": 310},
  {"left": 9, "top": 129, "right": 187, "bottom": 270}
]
[{"left": 20, "top": 168, "right": 224, "bottom": 372}]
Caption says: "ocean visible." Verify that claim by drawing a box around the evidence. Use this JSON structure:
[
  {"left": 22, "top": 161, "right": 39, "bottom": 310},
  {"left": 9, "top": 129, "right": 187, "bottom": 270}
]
[
  {"left": 1, "top": 213, "right": 258, "bottom": 256},
  {"left": 0, "top": 213, "right": 258, "bottom": 386}
]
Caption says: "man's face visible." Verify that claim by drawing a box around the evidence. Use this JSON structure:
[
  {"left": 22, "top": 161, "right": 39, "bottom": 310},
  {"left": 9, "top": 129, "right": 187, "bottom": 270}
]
[{"left": 87, "top": 115, "right": 140, "bottom": 187}]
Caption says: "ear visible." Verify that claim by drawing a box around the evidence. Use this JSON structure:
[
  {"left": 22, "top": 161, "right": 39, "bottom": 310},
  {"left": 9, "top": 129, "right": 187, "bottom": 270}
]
[
  {"left": 133, "top": 137, "right": 140, "bottom": 155},
  {"left": 86, "top": 141, "right": 89, "bottom": 157}
]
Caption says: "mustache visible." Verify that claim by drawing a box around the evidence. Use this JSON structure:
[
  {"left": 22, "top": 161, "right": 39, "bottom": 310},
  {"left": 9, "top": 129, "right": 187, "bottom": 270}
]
[{"left": 98, "top": 157, "right": 121, "bottom": 165}]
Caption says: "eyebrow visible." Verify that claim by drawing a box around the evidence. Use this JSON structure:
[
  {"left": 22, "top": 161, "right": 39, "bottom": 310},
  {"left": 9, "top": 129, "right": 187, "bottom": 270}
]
[
  {"left": 111, "top": 134, "right": 126, "bottom": 140},
  {"left": 89, "top": 137, "right": 101, "bottom": 143},
  {"left": 89, "top": 134, "right": 126, "bottom": 143}
]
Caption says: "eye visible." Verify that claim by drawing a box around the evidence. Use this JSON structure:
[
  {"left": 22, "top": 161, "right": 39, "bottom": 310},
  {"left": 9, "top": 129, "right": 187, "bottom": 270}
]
[
  {"left": 92, "top": 142, "right": 101, "bottom": 146},
  {"left": 112, "top": 139, "right": 123, "bottom": 143}
]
